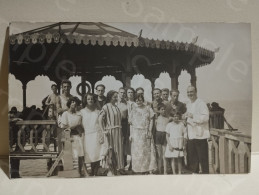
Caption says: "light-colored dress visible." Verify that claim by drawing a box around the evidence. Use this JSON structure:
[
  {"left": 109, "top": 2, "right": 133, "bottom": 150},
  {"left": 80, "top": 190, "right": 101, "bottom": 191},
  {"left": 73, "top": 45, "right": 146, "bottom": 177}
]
[
  {"left": 100, "top": 103, "right": 124, "bottom": 169},
  {"left": 165, "top": 122, "right": 187, "bottom": 158},
  {"left": 80, "top": 108, "right": 102, "bottom": 164},
  {"left": 61, "top": 111, "right": 84, "bottom": 168},
  {"left": 126, "top": 101, "right": 136, "bottom": 155},
  {"left": 129, "top": 106, "right": 157, "bottom": 173}
]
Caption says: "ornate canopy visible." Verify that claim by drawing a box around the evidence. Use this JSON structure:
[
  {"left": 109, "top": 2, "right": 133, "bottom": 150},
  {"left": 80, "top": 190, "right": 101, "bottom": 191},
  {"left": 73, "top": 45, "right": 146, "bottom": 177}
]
[{"left": 9, "top": 22, "right": 215, "bottom": 107}]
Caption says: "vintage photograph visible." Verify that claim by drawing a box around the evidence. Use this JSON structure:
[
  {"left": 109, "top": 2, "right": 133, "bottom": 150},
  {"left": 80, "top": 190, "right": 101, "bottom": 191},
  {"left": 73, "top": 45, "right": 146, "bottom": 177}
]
[{"left": 8, "top": 22, "right": 252, "bottom": 178}]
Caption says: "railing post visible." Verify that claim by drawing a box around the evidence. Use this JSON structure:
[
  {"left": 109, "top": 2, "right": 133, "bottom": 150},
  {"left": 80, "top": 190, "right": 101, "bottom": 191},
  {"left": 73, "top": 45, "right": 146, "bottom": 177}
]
[
  {"left": 218, "top": 130, "right": 229, "bottom": 174},
  {"left": 17, "top": 125, "right": 26, "bottom": 152},
  {"left": 238, "top": 141, "right": 251, "bottom": 173}
]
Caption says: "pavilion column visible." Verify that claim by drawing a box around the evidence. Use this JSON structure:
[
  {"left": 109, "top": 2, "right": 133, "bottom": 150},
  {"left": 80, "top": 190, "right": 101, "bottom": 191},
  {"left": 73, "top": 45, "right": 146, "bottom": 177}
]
[
  {"left": 150, "top": 78, "right": 156, "bottom": 101},
  {"left": 170, "top": 73, "right": 179, "bottom": 90},
  {"left": 121, "top": 57, "right": 132, "bottom": 88},
  {"left": 91, "top": 82, "right": 95, "bottom": 94},
  {"left": 168, "top": 60, "right": 180, "bottom": 90},
  {"left": 122, "top": 72, "right": 131, "bottom": 88},
  {"left": 22, "top": 83, "right": 27, "bottom": 109},
  {"left": 189, "top": 68, "right": 197, "bottom": 89},
  {"left": 81, "top": 75, "right": 86, "bottom": 95}
]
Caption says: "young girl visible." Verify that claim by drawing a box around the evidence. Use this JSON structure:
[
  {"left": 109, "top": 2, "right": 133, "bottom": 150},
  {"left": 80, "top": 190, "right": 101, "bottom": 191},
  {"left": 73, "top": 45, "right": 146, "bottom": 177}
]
[
  {"left": 165, "top": 112, "right": 187, "bottom": 174},
  {"left": 155, "top": 103, "right": 170, "bottom": 174}
]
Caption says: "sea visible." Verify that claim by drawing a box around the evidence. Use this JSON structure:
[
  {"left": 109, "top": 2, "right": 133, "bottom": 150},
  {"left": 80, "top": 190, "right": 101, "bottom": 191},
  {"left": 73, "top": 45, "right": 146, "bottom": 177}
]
[{"left": 214, "top": 100, "right": 252, "bottom": 136}]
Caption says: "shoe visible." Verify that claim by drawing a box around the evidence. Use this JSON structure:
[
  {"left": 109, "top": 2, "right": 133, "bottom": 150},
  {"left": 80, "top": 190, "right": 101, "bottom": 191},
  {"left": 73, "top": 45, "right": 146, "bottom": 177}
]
[{"left": 118, "top": 169, "right": 127, "bottom": 175}]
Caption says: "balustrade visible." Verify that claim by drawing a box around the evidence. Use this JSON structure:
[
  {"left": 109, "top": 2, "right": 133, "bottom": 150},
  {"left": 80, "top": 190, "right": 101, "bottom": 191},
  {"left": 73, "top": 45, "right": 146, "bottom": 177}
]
[
  {"left": 9, "top": 120, "right": 58, "bottom": 157},
  {"left": 209, "top": 128, "right": 251, "bottom": 174}
]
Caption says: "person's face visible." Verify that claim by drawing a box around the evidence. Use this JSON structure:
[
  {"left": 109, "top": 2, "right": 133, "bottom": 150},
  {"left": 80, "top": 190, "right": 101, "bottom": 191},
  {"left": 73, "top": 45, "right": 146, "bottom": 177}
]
[
  {"left": 119, "top": 89, "right": 126, "bottom": 99},
  {"left": 135, "top": 98, "right": 144, "bottom": 106},
  {"left": 171, "top": 91, "right": 179, "bottom": 103},
  {"left": 136, "top": 89, "right": 144, "bottom": 96},
  {"left": 62, "top": 83, "right": 71, "bottom": 94},
  {"left": 48, "top": 108, "right": 54, "bottom": 118},
  {"left": 162, "top": 91, "right": 169, "bottom": 101},
  {"left": 187, "top": 87, "right": 197, "bottom": 102},
  {"left": 159, "top": 107, "right": 166, "bottom": 116},
  {"left": 96, "top": 86, "right": 105, "bottom": 97},
  {"left": 127, "top": 89, "right": 134, "bottom": 100},
  {"left": 111, "top": 93, "right": 118, "bottom": 104},
  {"left": 70, "top": 100, "right": 76, "bottom": 109},
  {"left": 173, "top": 114, "right": 180, "bottom": 123},
  {"left": 51, "top": 86, "right": 57, "bottom": 93},
  {"left": 9, "top": 112, "right": 15, "bottom": 119},
  {"left": 153, "top": 90, "right": 161, "bottom": 100},
  {"left": 87, "top": 95, "right": 94, "bottom": 106}
]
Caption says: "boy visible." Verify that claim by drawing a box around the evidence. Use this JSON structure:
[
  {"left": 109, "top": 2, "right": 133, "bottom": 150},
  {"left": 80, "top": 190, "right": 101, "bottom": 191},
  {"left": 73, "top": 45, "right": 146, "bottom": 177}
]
[{"left": 155, "top": 103, "right": 170, "bottom": 174}]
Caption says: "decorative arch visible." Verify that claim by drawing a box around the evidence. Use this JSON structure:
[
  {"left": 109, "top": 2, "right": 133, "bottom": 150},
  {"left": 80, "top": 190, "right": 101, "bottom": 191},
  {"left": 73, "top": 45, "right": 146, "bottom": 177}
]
[
  {"left": 95, "top": 76, "right": 123, "bottom": 96},
  {"left": 131, "top": 74, "right": 152, "bottom": 102},
  {"left": 27, "top": 75, "right": 56, "bottom": 109}
]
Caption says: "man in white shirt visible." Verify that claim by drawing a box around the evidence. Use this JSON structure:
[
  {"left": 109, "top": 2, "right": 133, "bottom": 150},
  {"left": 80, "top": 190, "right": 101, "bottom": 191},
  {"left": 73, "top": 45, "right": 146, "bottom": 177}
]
[{"left": 185, "top": 86, "right": 210, "bottom": 174}]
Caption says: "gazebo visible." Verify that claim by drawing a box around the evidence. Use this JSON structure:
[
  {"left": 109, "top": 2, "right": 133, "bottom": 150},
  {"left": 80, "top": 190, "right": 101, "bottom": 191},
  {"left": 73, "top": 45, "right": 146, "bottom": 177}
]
[{"left": 9, "top": 22, "right": 215, "bottom": 108}]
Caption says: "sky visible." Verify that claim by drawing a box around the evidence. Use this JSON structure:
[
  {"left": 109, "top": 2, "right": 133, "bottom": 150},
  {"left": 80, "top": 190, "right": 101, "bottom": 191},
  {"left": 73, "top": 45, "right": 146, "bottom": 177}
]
[{"left": 9, "top": 22, "right": 252, "bottom": 111}]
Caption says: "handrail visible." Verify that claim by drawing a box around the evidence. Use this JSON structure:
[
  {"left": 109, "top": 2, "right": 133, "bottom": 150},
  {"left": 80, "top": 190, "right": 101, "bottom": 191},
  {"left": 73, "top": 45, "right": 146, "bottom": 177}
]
[{"left": 209, "top": 128, "right": 251, "bottom": 174}]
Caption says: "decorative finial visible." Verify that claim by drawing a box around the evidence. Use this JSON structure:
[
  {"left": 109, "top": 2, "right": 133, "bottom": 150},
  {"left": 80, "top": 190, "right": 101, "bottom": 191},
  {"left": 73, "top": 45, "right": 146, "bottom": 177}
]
[
  {"left": 138, "top": 29, "right": 143, "bottom": 38},
  {"left": 191, "top": 36, "right": 198, "bottom": 44}
]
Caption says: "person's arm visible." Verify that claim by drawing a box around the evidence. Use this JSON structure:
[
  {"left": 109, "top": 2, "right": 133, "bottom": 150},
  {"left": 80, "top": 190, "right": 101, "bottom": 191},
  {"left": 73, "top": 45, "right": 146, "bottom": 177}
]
[
  {"left": 98, "top": 109, "right": 106, "bottom": 134},
  {"left": 166, "top": 132, "right": 174, "bottom": 152},
  {"left": 45, "top": 95, "right": 51, "bottom": 106},
  {"left": 192, "top": 102, "right": 209, "bottom": 124},
  {"left": 182, "top": 124, "right": 188, "bottom": 149},
  {"left": 147, "top": 107, "right": 155, "bottom": 138},
  {"left": 56, "top": 96, "right": 63, "bottom": 115},
  {"left": 60, "top": 112, "right": 69, "bottom": 129}
]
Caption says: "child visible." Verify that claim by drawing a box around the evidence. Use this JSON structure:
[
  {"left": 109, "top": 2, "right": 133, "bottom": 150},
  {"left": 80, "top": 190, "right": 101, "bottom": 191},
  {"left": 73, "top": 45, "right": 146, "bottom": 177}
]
[
  {"left": 155, "top": 103, "right": 170, "bottom": 174},
  {"left": 165, "top": 112, "right": 187, "bottom": 174}
]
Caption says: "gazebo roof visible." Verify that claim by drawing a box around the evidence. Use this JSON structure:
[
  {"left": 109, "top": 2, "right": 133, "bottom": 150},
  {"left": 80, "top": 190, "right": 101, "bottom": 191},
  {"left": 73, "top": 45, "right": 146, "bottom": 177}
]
[{"left": 9, "top": 22, "right": 215, "bottom": 62}]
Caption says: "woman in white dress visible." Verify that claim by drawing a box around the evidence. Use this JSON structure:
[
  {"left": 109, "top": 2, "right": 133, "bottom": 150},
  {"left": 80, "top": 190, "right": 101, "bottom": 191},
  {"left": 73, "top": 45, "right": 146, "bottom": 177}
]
[
  {"left": 60, "top": 96, "right": 87, "bottom": 177},
  {"left": 80, "top": 93, "right": 103, "bottom": 176}
]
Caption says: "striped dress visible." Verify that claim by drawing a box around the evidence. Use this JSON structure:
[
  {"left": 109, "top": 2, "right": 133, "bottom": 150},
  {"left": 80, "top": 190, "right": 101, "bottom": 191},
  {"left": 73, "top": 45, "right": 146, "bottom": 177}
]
[{"left": 100, "top": 103, "right": 124, "bottom": 169}]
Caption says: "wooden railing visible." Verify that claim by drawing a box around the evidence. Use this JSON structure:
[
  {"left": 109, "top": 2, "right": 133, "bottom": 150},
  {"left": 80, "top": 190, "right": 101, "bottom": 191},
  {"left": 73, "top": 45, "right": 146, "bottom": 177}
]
[
  {"left": 209, "top": 128, "right": 251, "bottom": 174},
  {"left": 9, "top": 120, "right": 58, "bottom": 156}
]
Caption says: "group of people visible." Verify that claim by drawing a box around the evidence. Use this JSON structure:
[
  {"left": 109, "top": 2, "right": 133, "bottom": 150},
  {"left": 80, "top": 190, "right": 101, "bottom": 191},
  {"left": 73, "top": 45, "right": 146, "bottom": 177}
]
[{"left": 41, "top": 79, "right": 210, "bottom": 177}]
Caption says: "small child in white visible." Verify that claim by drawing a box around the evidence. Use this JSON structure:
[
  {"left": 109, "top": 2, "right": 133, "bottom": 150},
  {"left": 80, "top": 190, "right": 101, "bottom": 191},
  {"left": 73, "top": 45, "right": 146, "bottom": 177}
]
[{"left": 165, "top": 112, "right": 187, "bottom": 174}]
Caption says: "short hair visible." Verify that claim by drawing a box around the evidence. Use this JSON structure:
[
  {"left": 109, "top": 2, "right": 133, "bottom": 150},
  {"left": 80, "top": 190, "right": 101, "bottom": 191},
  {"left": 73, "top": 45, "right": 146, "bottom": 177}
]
[
  {"left": 157, "top": 103, "right": 166, "bottom": 110},
  {"left": 118, "top": 87, "right": 126, "bottom": 92},
  {"left": 170, "top": 111, "right": 181, "bottom": 118},
  {"left": 95, "top": 84, "right": 105, "bottom": 90},
  {"left": 170, "top": 89, "right": 179, "bottom": 95},
  {"left": 126, "top": 87, "right": 135, "bottom": 98},
  {"left": 66, "top": 96, "right": 81, "bottom": 108},
  {"left": 82, "top": 93, "right": 96, "bottom": 107},
  {"left": 136, "top": 87, "right": 144, "bottom": 93},
  {"left": 61, "top": 80, "right": 72, "bottom": 87},
  {"left": 106, "top": 90, "right": 118, "bottom": 103},
  {"left": 51, "top": 84, "right": 57, "bottom": 89},
  {"left": 161, "top": 88, "right": 169, "bottom": 94},
  {"left": 187, "top": 85, "right": 197, "bottom": 92},
  {"left": 153, "top": 88, "right": 161, "bottom": 94},
  {"left": 135, "top": 93, "right": 145, "bottom": 102},
  {"left": 10, "top": 106, "right": 17, "bottom": 114}
]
